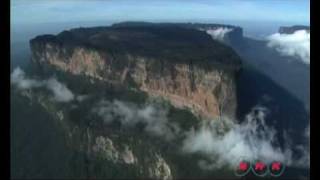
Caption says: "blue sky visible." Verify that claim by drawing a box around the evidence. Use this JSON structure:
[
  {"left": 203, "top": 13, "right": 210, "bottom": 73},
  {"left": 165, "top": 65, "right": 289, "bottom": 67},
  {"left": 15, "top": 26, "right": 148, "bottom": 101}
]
[{"left": 11, "top": 0, "right": 310, "bottom": 26}]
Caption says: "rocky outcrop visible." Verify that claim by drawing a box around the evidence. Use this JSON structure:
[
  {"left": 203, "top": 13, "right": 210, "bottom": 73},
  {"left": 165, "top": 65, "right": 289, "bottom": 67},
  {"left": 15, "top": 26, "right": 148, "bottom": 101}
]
[
  {"left": 30, "top": 24, "right": 242, "bottom": 119},
  {"left": 279, "top": 25, "right": 310, "bottom": 34},
  {"left": 148, "top": 154, "right": 172, "bottom": 180}
]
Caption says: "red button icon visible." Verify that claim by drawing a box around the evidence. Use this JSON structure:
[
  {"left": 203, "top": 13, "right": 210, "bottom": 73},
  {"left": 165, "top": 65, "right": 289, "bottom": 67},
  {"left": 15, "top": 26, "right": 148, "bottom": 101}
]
[
  {"left": 235, "top": 160, "right": 251, "bottom": 177},
  {"left": 270, "top": 161, "right": 285, "bottom": 177},
  {"left": 255, "top": 161, "right": 266, "bottom": 171},
  {"left": 239, "top": 161, "right": 249, "bottom": 171},
  {"left": 271, "top": 162, "right": 281, "bottom": 171},
  {"left": 252, "top": 161, "right": 268, "bottom": 177}
]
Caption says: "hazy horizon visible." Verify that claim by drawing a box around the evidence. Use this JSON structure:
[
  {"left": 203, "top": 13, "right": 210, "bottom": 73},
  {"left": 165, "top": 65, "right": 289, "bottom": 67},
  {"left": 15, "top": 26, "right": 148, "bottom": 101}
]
[
  {"left": 11, "top": 0, "right": 309, "bottom": 25},
  {"left": 11, "top": 0, "right": 309, "bottom": 44}
]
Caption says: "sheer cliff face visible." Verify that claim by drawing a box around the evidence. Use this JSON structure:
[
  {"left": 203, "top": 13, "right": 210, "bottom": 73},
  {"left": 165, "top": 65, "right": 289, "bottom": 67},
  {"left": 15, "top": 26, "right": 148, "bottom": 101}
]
[{"left": 30, "top": 25, "right": 241, "bottom": 119}]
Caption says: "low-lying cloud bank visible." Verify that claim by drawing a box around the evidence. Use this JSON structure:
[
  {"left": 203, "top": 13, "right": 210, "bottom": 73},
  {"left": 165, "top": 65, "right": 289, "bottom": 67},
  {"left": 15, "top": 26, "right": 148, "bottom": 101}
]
[
  {"left": 183, "top": 106, "right": 280, "bottom": 168},
  {"left": 204, "top": 27, "right": 233, "bottom": 42},
  {"left": 92, "top": 100, "right": 181, "bottom": 140},
  {"left": 11, "top": 67, "right": 74, "bottom": 102},
  {"left": 182, "top": 105, "right": 309, "bottom": 169},
  {"left": 92, "top": 98, "right": 309, "bottom": 170},
  {"left": 11, "top": 67, "right": 309, "bottom": 170},
  {"left": 267, "top": 30, "right": 310, "bottom": 64}
]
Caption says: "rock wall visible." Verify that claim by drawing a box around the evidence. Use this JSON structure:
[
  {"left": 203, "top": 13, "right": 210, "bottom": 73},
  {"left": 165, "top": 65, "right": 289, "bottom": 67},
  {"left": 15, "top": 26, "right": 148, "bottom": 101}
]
[{"left": 30, "top": 27, "right": 240, "bottom": 119}]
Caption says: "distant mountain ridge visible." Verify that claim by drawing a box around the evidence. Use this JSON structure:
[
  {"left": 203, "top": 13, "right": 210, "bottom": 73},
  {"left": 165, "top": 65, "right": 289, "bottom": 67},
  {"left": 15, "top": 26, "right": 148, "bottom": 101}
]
[
  {"left": 112, "top": 21, "right": 244, "bottom": 46},
  {"left": 279, "top": 25, "right": 310, "bottom": 34}
]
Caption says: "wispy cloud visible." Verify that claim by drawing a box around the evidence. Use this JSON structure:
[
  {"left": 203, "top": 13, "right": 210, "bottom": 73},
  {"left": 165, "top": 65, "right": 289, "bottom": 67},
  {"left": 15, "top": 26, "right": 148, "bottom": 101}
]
[
  {"left": 11, "top": 67, "right": 309, "bottom": 170},
  {"left": 267, "top": 30, "right": 310, "bottom": 64},
  {"left": 45, "top": 78, "right": 75, "bottom": 102},
  {"left": 92, "top": 100, "right": 180, "bottom": 140},
  {"left": 11, "top": 67, "right": 74, "bottom": 102},
  {"left": 181, "top": 105, "right": 309, "bottom": 169},
  {"left": 91, "top": 97, "right": 310, "bottom": 170},
  {"left": 204, "top": 27, "right": 233, "bottom": 41},
  {"left": 11, "top": 67, "right": 43, "bottom": 89}
]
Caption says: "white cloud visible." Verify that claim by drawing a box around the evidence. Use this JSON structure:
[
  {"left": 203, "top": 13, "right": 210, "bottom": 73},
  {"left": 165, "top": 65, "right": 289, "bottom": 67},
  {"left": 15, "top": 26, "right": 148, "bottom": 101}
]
[
  {"left": 11, "top": 67, "right": 44, "bottom": 89},
  {"left": 76, "top": 94, "right": 89, "bottom": 102},
  {"left": 267, "top": 30, "right": 310, "bottom": 64},
  {"left": 204, "top": 27, "right": 233, "bottom": 42},
  {"left": 181, "top": 105, "right": 309, "bottom": 170},
  {"left": 92, "top": 100, "right": 180, "bottom": 140},
  {"left": 46, "top": 78, "right": 74, "bottom": 102},
  {"left": 92, "top": 98, "right": 309, "bottom": 170},
  {"left": 92, "top": 99, "right": 310, "bottom": 170},
  {"left": 13, "top": 66, "right": 309, "bottom": 171},
  {"left": 11, "top": 67, "right": 74, "bottom": 102},
  {"left": 295, "top": 123, "right": 310, "bottom": 168}
]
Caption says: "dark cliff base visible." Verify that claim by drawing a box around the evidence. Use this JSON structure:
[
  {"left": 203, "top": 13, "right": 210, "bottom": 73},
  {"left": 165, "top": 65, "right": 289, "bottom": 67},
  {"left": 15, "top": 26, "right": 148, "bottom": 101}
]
[
  {"left": 237, "top": 64, "right": 309, "bottom": 179},
  {"left": 11, "top": 60, "right": 310, "bottom": 179},
  {"left": 236, "top": 64, "right": 309, "bottom": 144}
]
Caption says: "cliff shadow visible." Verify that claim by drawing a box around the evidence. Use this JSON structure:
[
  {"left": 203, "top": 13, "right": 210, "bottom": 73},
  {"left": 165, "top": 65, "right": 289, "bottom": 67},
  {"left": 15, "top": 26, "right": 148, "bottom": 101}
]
[{"left": 236, "top": 64, "right": 309, "bottom": 147}]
